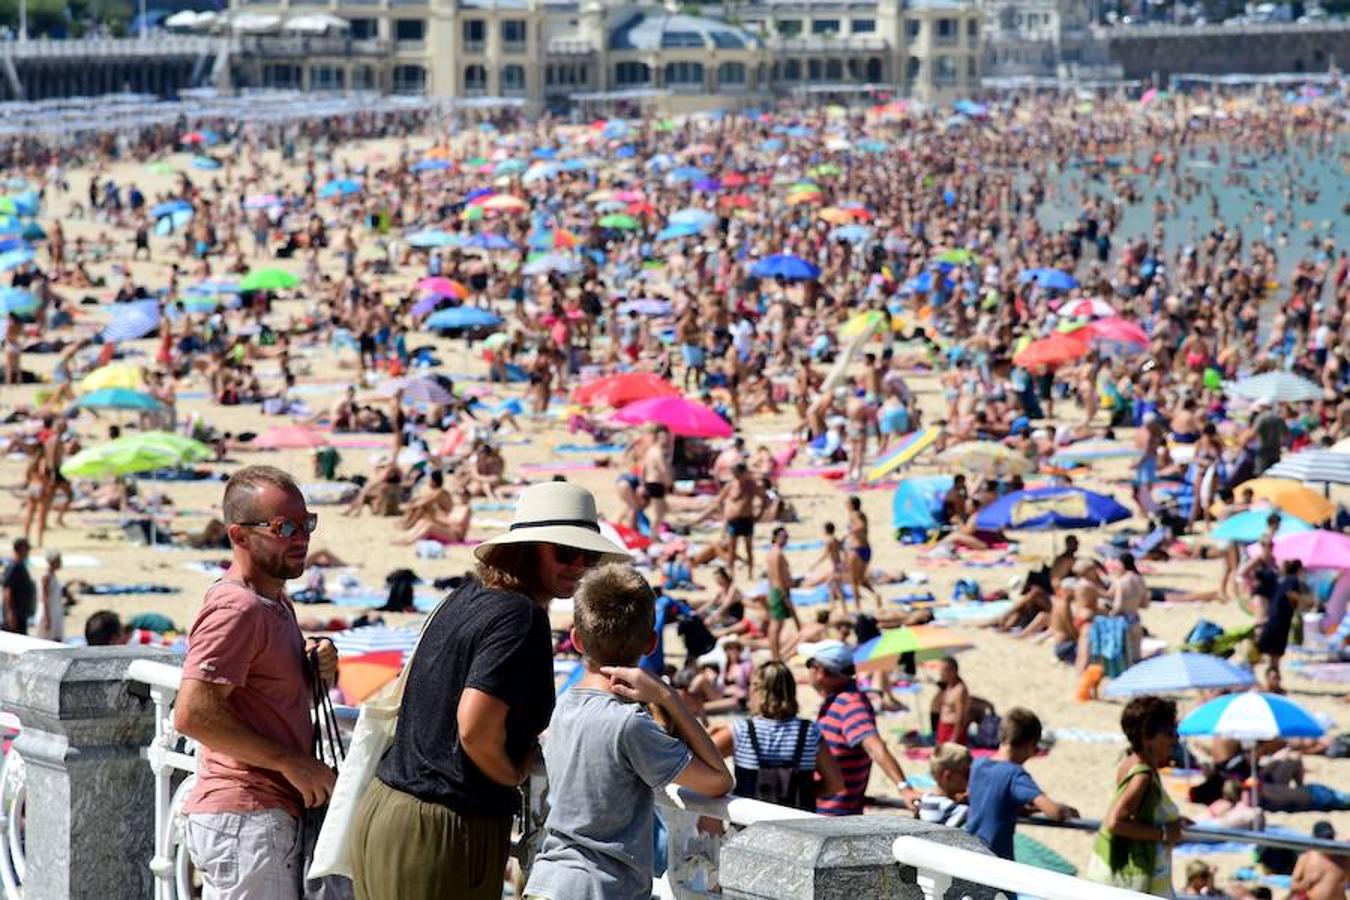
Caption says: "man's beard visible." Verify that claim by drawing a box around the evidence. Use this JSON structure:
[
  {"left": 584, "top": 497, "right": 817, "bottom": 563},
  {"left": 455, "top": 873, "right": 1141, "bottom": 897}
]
[{"left": 258, "top": 546, "right": 306, "bottom": 581}]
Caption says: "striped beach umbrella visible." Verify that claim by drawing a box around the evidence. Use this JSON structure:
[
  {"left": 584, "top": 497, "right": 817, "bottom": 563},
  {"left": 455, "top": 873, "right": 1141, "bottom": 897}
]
[
  {"left": 101, "top": 300, "right": 161, "bottom": 342},
  {"left": 1103, "top": 652, "right": 1255, "bottom": 698},
  {"left": 1179, "top": 692, "right": 1324, "bottom": 741},
  {"left": 868, "top": 428, "right": 941, "bottom": 482},
  {"left": 329, "top": 625, "right": 419, "bottom": 657},
  {"left": 398, "top": 376, "right": 455, "bottom": 406},
  {"left": 1263, "top": 449, "right": 1350, "bottom": 490},
  {"left": 853, "top": 626, "right": 973, "bottom": 673},
  {"left": 1225, "top": 372, "right": 1323, "bottom": 403},
  {"left": 72, "top": 387, "right": 166, "bottom": 412}
]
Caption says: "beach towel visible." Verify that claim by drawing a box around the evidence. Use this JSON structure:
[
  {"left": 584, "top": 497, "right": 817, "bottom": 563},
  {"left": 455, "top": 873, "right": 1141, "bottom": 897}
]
[
  {"left": 554, "top": 443, "right": 627, "bottom": 454},
  {"left": 933, "top": 600, "right": 1012, "bottom": 623},
  {"left": 1088, "top": 616, "right": 1131, "bottom": 677},
  {"left": 79, "top": 583, "right": 179, "bottom": 596}
]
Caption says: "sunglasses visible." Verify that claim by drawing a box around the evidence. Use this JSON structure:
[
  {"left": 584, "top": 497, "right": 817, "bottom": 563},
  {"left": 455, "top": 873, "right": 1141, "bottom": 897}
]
[
  {"left": 238, "top": 513, "right": 318, "bottom": 540},
  {"left": 549, "top": 544, "right": 602, "bottom": 568}
]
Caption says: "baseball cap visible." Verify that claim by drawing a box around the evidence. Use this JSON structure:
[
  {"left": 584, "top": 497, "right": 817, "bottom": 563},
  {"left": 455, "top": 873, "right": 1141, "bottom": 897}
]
[{"left": 800, "top": 640, "right": 855, "bottom": 674}]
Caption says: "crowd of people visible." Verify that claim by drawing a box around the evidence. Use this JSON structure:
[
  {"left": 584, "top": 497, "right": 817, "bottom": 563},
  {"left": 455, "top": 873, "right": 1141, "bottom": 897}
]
[{"left": 1, "top": 82, "right": 1347, "bottom": 900}]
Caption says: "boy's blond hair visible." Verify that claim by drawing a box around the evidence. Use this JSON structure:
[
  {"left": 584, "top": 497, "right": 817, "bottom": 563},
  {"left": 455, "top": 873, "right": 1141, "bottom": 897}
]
[
  {"left": 574, "top": 564, "right": 656, "bottom": 666},
  {"left": 930, "top": 742, "right": 972, "bottom": 779}
]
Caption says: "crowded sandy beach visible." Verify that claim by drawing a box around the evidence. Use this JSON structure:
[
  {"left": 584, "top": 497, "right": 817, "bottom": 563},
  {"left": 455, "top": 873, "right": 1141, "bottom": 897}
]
[{"left": 1, "top": 85, "right": 1348, "bottom": 897}]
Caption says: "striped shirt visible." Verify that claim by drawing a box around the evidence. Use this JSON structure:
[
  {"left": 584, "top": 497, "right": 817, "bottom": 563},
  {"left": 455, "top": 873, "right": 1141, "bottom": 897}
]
[
  {"left": 815, "top": 686, "right": 878, "bottom": 815},
  {"left": 731, "top": 717, "right": 821, "bottom": 772},
  {"left": 918, "top": 792, "right": 968, "bottom": 829}
]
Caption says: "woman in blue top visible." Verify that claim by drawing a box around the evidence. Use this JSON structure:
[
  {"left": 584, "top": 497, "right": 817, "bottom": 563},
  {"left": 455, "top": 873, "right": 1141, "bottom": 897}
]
[{"left": 713, "top": 661, "right": 843, "bottom": 810}]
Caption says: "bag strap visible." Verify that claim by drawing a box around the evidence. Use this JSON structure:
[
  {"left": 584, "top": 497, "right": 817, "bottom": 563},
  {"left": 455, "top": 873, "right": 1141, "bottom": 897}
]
[
  {"left": 745, "top": 718, "right": 763, "bottom": 767},
  {"left": 790, "top": 718, "right": 810, "bottom": 770},
  {"left": 384, "top": 580, "right": 467, "bottom": 706}
]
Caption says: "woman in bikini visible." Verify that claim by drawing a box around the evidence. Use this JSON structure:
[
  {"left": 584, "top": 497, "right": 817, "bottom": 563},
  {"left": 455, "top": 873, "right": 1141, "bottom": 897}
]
[{"left": 845, "top": 496, "right": 881, "bottom": 610}]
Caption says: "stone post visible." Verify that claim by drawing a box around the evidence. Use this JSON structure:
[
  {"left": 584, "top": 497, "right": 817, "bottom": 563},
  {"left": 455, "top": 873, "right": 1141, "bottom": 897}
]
[
  {"left": 719, "top": 816, "right": 1002, "bottom": 900},
  {"left": 0, "top": 646, "right": 179, "bottom": 900}
]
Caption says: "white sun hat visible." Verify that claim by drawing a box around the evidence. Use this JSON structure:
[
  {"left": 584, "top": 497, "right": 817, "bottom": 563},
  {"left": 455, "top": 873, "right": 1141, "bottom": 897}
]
[{"left": 474, "top": 482, "right": 629, "bottom": 563}]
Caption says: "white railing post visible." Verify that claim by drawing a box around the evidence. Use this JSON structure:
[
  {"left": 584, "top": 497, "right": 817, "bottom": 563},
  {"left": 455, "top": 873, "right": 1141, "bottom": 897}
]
[
  {"left": 892, "top": 836, "right": 1152, "bottom": 900},
  {"left": 126, "top": 661, "right": 191, "bottom": 900}
]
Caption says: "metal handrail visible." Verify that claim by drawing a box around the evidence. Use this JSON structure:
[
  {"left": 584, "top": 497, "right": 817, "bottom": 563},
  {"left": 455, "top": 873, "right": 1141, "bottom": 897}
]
[{"left": 893, "top": 836, "right": 1150, "bottom": 900}]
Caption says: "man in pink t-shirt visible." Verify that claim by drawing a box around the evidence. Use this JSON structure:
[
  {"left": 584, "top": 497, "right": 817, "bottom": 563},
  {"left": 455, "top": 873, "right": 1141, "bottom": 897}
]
[{"left": 175, "top": 465, "right": 337, "bottom": 900}]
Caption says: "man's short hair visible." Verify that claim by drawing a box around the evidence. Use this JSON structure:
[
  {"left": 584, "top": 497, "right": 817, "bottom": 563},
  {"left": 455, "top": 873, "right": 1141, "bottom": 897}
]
[
  {"left": 1000, "top": 707, "right": 1043, "bottom": 748},
  {"left": 573, "top": 564, "right": 656, "bottom": 667},
  {"left": 930, "top": 742, "right": 972, "bottom": 777},
  {"left": 85, "top": 610, "right": 125, "bottom": 646},
  {"left": 222, "top": 465, "right": 301, "bottom": 525},
  {"left": 942, "top": 656, "right": 959, "bottom": 673}
]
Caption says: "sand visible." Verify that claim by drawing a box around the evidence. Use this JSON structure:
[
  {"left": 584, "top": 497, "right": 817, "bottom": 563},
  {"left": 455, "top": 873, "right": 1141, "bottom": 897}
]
[{"left": 2, "top": 132, "right": 1346, "bottom": 884}]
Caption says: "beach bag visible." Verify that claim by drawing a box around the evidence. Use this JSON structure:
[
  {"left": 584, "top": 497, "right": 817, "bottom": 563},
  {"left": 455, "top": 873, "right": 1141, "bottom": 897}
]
[
  {"left": 306, "top": 588, "right": 456, "bottom": 880},
  {"left": 300, "top": 648, "right": 355, "bottom": 900},
  {"left": 677, "top": 615, "right": 716, "bottom": 660},
  {"left": 733, "top": 718, "right": 815, "bottom": 812}
]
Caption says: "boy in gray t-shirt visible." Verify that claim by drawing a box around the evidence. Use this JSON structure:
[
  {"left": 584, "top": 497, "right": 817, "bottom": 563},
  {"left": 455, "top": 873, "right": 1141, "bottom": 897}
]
[{"left": 525, "top": 565, "right": 735, "bottom": 900}]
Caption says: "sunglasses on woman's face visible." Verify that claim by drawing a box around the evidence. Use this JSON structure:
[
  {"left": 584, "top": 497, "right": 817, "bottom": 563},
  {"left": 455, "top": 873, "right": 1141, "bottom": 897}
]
[
  {"left": 238, "top": 513, "right": 318, "bottom": 540},
  {"left": 550, "top": 544, "right": 602, "bottom": 568}
]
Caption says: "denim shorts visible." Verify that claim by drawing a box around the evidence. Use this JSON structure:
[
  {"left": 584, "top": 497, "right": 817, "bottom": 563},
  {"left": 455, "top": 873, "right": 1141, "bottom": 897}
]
[{"left": 185, "top": 809, "right": 301, "bottom": 900}]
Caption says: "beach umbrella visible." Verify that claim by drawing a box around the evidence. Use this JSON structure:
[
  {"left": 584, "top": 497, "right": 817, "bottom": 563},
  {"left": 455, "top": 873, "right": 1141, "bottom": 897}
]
[
  {"left": 72, "top": 387, "right": 165, "bottom": 413},
  {"left": 0, "top": 247, "right": 35, "bottom": 271},
  {"left": 405, "top": 229, "right": 459, "bottom": 249},
  {"left": 598, "top": 213, "right": 640, "bottom": 231},
  {"left": 667, "top": 166, "right": 707, "bottom": 184},
  {"left": 1263, "top": 449, "right": 1350, "bottom": 492},
  {"left": 572, "top": 372, "right": 680, "bottom": 408},
  {"left": 154, "top": 209, "right": 194, "bottom": 235},
  {"left": 868, "top": 427, "right": 941, "bottom": 481},
  {"left": 1013, "top": 332, "right": 1089, "bottom": 369},
  {"left": 424, "top": 307, "right": 502, "bottom": 330},
  {"left": 147, "top": 161, "right": 177, "bottom": 175},
  {"left": 100, "top": 300, "right": 161, "bottom": 342},
  {"left": 243, "top": 193, "right": 284, "bottom": 210},
  {"left": 1271, "top": 530, "right": 1350, "bottom": 570},
  {"left": 935, "top": 248, "right": 978, "bottom": 266},
  {"left": 617, "top": 298, "right": 672, "bottom": 317},
  {"left": 1225, "top": 372, "right": 1323, "bottom": 404},
  {"left": 523, "top": 253, "right": 582, "bottom": 276},
  {"left": 784, "top": 190, "right": 823, "bottom": 206},
  {"left": 976, "top": 486, "right": 1131, "bottom": 531},
  {"left": 668, "top": 208, "right": 716, "bottom": 228},
  {"left": 478, "top": 194, "right": 529, "bottom": 213},
  {"left": 829, "top": 225, "right": 874, "bottom": 244},
  {"left": 181, "top": 296, "right": 220, "bottom": 314},
  {"left": 611, "top": 396, "right": 732, "bottom": 438},
  {"left": 1238, "top": 477, "right": 1334, "bottom": 524},
  {"left": 1018, "top": 268, "right": 1079, "bottom": 291},
  {"left": 329, "top": 625, "right": 418, "bottom": 657},
  {"left": 398, "top": 376, "right": 456, "bottom": 406},
  {"left": 416, "top": 276, "right": 469, "bottom": 300},
  {"left": 523, "top": 162, "right": 561, "bottom": 184},
  {"left": 937, "top": 441, "right": 1034, "bottom": 477},
  {"left": 493, "top": 159, "right": 526, "bottom": 176},
  {"left": 463, "top": 233, "right": 517, "bottom": 251},
  {"left": 841, "top": 310, "right": 887, "bottom": 339},
  {"left": 336, "top": 649, "right": 405, "bottom": 705},
  {"left": 1209, "top": 509, "right": 1312, "bottom": 543},
  {"left": 1085, "top": 317, "right": 1149, "bottom": 347},
  {"left": 240, "top": 268, "right": 300, "bottom": 292},
  {"left": 858, "top": 139, "right": 889, "bottom": 153},
  {"left": 150, "top": 199, "right": 192, "bottom": 219},
  {"left": 1059, "top": 298, "right": 1116, "bottom": 319},
  {"left": 253, "top": 425, "right": 328, "bottom": 450},
  {"left": 1050, "top": 441, "right": 1142, "bottom": 466},
  {"left": 411, "top": 159, "right": 452, "bottom": 173},
  {"left": 0, "top": 287, "right": 38, "bottom": 316},
  {"left": 190, "top": 156, "right": 221, "bottom": 170},
  {"left": 411, "top": 293, "right": 447, "bottom": 317},
  {"left": 657, "top": 223, "right": 703, "bottom": 242},
  {"left": 1103, "top": 652, "right": 1255, "bottom": 698},
  {"left": 891, "top": 475, "right": 955, "bottom": 532},
  {"left": 750, "top": 254, "right": 820, "bottom": 281},
  {"left": 61, "top": 431, "right": 211, "bottom": 479},
  {"left": 853, "top": 625, "right": 973, "bottom": 673},
  {"left": 1179, "top": 692, "right": 1324, "bottom": 742},
  {"left": 80, "top": 362, "right": 141, "bottom": 392},
  {"left": 318, "top": 178, "right": 362, "bottom": 199},
  {"left": 528, "top": 229, "right": 579, "bottom": 250}
]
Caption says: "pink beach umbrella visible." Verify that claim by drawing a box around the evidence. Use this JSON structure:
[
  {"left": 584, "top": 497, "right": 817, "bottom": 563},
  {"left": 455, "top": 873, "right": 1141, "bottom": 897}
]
[
  {"left": 1059, "top": 298, "right": 1116, "bottom": 319},
  {"left": 1272, "top": 530, "right": 1350, "bottom": 570},
  {"left": 611, "top": 396, "right": 733, "bottom": 438},
  {"left": 416, "top": 277, "right": 469, "bottom": 300},
  {"left": 253, "top": 425, "right": 329, "bottom": 450},
  {"left": 1086, "top": 317, "right": 1149, "bottom": 346}
]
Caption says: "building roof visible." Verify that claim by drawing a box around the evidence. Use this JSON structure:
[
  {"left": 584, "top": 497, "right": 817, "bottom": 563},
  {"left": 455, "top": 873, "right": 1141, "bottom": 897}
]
[
  {"left": 903, "top": 0, "right": 975, "bottom": 9},
  {"left": 609, "top": 11, "right": 760, "bottom": 50}
]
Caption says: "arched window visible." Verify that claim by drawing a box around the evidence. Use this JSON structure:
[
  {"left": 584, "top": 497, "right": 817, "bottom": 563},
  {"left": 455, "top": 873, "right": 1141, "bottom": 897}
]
[
  {"left": 825, "top": 58, "right": 842, "bottom": 80},
  {"left": 392, "top": 65, "right": 426, "bottom": 94},
  {"left": 664, "top": 61, "right": 704, "bottom": 86},
  {"left": 614, "top": 61, "right": 651, "bottom": 85},
  {"left": 784, "top": 59, "right": 800, "bottom": 80},
  {"left": 464, "top": 64, "right": 487, "bottom": 91},
  {"left": 501, "top": 64, "right": 526, "bottom": 92},
  {"left": 866, "top": 57, "right": 883, "bottom": 81},
  {"left": 718, "top": 61, "right": 746, "bottom": 85}
]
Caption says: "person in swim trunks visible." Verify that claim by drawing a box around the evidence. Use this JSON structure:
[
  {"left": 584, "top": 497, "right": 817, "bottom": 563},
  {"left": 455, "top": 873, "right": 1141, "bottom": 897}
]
[
  {"left": 764, "top": 526, "right": 801, "bottom": 662},
  {"left": 698, "top": 462, "right": 764, "bottom": 577}
]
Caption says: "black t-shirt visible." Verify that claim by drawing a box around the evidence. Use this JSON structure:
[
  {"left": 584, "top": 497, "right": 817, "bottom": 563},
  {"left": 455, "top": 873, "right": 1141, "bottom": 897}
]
[
  {"left": 378, "top": 579, "right": 554, "bottom": 818},
  {"left": 3, "top": 560, "right": 36, "bottom": 625}
]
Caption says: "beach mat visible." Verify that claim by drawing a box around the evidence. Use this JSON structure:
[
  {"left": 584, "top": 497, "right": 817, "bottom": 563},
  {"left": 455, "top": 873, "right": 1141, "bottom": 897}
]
[
  {"left": 554, "top": 443, "right": 627, "bottom": 454},
  {"left": 932, "top": 600, "right": 1011, "bottom": 623}
]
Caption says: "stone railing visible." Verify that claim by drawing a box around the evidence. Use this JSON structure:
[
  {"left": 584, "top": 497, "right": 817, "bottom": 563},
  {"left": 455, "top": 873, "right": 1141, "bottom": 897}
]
[
  {"left": 0, "top": 36, "right": 222, "bottom": 59},
  {"left": 3, "top": 635, "right": 1339, "bottom": 899},
  {"left": 1093, "top": 19, "right": 1350, "bottom": 38}
]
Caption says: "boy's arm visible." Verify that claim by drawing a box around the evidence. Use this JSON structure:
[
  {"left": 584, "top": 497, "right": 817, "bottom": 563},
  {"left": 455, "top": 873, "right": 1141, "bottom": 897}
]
[
  {"left": 1029, "top": 792, "right": 1079, "bottom": 821},
  {"left": 604, "top": 665, "right": 734, "bottom": 798}
]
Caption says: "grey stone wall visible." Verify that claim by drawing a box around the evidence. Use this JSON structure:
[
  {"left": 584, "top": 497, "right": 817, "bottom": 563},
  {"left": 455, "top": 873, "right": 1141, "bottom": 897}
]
[{"left": 1100, "top": 24, "right": 1350, "bottom": 80}]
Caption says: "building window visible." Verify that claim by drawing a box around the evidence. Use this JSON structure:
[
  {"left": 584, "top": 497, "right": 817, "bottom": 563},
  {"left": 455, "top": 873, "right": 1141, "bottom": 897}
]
[
  {"left": 501, "top": 64, "right": 526, "bottom": 92},
  {"left": 825, "top": 58, "right": 842, "bottom": 79},
  {"left": 784, "top": 59, "right": 800, "bottom": 79},
  {"left": 501, "top": 19, "right": 527, "bottom": 46},
  {"left": 464, "top": 63, "right": 486, "bottom": 91},
  {"left": 718, "top": 61, "right": 746, "bottom": 85},
  {"left": 811, "top": 18, "right": 840, "bottom": 34},
  {"left": 545, "top": 65, "right": 555, "bottom": 86},
  {"left": 808, "top": 59, "right": 822, "bottom": 81},
  {"left": 394, "top": 19, "right": 425, "bottom": 41},
  {"left": 614, "top": 61, "right": 650, "bottom": 85},
  {"left": 852, "top": 18, "right": 875, "bottom": 32},
  {"left": 967, "top": 55, "right": 977, "bottom": 79},
  {"left": 934, "top": 54, "right": 957, "bottom": 83},
  {"left": 578, "top": 65, "right": 588, "bottom": 84},
  {"left": 664, "top": 61, "right": 704, "bottom": 86},
  {"left": 936, "top": 18, "right": 956, "bottom": 42},
  {"left": 967, "top": 18, "right": 978, "bottom": 38},
  {"left": 906, "top": 56, "right": 921, "bottom": 81},
  {"left": 463, "top": 19, "right": 485, "bottom": 49},
  {"left": 905, "top": 18, "right": 921, "bottom": 39},
  {"left": 866, "top": 57, "right": 883, "bottom": 80},
  {"left": 392, "top": 64, "right": 426, "bottom": 93},
  {"left": 349, "top": 18, "right": 377, "bottom": 39},
  {"left": 776, "top": 19, "right": 802, "bottom": 35}
]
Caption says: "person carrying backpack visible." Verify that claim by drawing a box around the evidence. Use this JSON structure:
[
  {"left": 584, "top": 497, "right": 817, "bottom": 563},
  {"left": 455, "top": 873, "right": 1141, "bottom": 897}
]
[{"left": 712, "top": 661, "right": 843, "bottom": 810}]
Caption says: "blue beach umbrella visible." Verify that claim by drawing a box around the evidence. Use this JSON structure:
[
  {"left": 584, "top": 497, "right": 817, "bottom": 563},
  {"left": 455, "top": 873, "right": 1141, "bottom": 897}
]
[
  {"left": 151, "top": 199, "right": 192, "bottom": 219},
  {"left": 101, "top": 300, "right": 162, "bottom": 342},
  {"left": 829, "top": 224, "right": 874, "bottom": 244},
  {"left": 891, "top": 475, "right": 954, "bottom": 532},
  {"left": 0, "top": 247, "right": 36, "bottom": 271},
  {"left": 411, "top": 159, "right": 452, "bottom": 173},
  {"left": 522, "top": 253, "right": 582, "bottom": 276},
  {"left": 424, "top": 307, "right": 502, "bottom": 330},
  {"left": 1018, "top": 268, "right": 1079, "bottom": 291},
  {"left": 976, "top": 485, "right": 1130, "bottom": 531},
  {"left": 154, "top": 208, "right": 193, "bottom": 235},
  {"left": 190, "top": 156, "right": 221, "bottom": 170},
  {"left": 463, "top": 233, "right": 517, "bottom": 251},
  {"left": 1209, "top": 509, "right": 1313, "bottom": 543},
  {"left": 406, "top": 229, "right": 459, "bottom": 249},
  {"left": 319, "top": 179, "right": 362, "bottom": 199},
  {"left": 668, "top": 208, "right": 716, "bottom": 228},
  {"left": 1179, "top": 692, "right": 1324, "bottom": 741},
  {"left": 0, "top": 287, "right": 38, "bottom": 316},
  {"left": 73, "top": 387, "right": 166, "bottom": 412},
  {"left": 750, "top": 254, "right": 820, "bottom": 281},
  {"left": 1104, "top": 652, "right": 1255, "bottom": 698},
  {"left": 656, "top": 223, "right": 703, "bottom": 242},
  {"left": 667, "top": 166, "right": 707, "bottom": 184}
]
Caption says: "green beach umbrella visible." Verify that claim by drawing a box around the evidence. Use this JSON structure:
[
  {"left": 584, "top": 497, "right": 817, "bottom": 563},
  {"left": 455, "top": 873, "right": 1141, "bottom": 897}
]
[
  {"left": 61, "top": 431, "right": 212, "bottom": 479},
  {"left": 936, "top": 249, "right": 978, "bottom": 265},
  {"left": 147, "top": 162, "right": 177, "bottom": 175},
  {"left": 240, "top": 268, "right": 300, "bottom": 292},
  {"left": 0, "top": 198, "right": 15, "bottom": 215},
  {"left": 788, "top": 180, "right": 821, "bottom": 194},
  {"left": 655, "top": 120, "right": 677, "bottom": 132},
  {"left": 598, "top": 213, "right": 640, "bottom": 231},
  {"left": 809, "top": 163, "right": 841, "bottom": 178}
]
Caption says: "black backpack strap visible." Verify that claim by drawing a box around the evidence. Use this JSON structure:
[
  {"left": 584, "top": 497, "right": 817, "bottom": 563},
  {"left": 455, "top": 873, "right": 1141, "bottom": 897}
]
[
  {"left": 745, "top": 718, "right": 763, "bottom": 766},
  {"left": 790, "top": 718, "right": 810, "bottom": 770}
]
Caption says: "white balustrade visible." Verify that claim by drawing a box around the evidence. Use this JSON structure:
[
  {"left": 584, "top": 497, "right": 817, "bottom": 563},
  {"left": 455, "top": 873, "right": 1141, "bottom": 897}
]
[{"left": 893, "top": 836, "right": 1150, "bottom": 900}]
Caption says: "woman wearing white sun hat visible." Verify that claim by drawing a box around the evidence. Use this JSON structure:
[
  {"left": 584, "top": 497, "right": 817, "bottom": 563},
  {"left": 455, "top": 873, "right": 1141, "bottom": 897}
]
[{"left": 349, "top": 481, "right": 627, "bottom": 900}]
